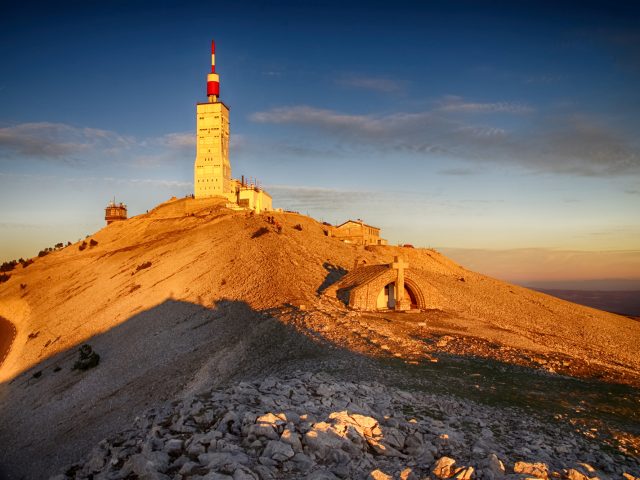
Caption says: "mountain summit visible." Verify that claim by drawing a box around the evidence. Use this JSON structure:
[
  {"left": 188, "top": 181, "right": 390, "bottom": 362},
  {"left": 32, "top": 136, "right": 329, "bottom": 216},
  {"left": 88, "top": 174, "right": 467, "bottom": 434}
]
[{"left": 1, "top": 197, "right": 639, "bottom": 478}]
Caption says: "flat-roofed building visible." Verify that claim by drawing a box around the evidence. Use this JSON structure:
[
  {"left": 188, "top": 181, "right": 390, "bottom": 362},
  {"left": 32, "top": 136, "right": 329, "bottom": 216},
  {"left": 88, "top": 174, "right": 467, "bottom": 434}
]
[{"left": 331, "top": 220, "right": 387, "bottom": 246}]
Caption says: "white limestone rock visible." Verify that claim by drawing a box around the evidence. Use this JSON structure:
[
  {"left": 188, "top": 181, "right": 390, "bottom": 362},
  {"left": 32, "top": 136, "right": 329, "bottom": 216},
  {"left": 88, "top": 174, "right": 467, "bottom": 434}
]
[
  {"left": 262, "top": 440, "right": 295, "bottom": 462},
  {"left": 280, "top": 428, "right": 303, "bottom": 452},
  {"left": 164, "top": 438, "right": 184, "bottom": 456},
  {"left": 432, "top": 456, "right": 458, "bottom": 479},
  {"left": 367, "top": 469, "right": 393, "bottom": 480},
  {"left": 486, "top": 453, "right": 506, "bottom": 478},
  {"left": 513, "top": 461, "right": 549, "bottom": 479}
]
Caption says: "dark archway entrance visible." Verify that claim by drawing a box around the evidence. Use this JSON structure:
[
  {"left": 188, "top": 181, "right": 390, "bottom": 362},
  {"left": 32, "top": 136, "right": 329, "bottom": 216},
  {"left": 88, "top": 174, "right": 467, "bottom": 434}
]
[{"left": 377, "top": 282, "right": 420, "bottom": 310}]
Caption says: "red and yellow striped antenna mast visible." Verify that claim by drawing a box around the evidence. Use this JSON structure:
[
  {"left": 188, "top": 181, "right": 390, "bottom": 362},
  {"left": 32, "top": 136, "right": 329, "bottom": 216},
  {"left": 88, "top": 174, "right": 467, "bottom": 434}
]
[{"left": 207, "top": 40, "right": 220, "bottom": 102}]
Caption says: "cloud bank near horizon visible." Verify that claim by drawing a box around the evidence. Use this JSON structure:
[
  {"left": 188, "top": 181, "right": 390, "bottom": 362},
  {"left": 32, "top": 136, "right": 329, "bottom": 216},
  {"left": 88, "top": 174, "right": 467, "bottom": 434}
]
[{"left": 440, "top": 247, "right": 640, "bottom": 286}]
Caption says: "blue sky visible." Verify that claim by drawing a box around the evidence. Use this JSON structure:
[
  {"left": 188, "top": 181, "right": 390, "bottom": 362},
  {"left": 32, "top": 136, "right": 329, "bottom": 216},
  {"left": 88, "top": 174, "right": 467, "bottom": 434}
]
[{"left": 1, "top": 1, "right": 639, "bottom": 286}]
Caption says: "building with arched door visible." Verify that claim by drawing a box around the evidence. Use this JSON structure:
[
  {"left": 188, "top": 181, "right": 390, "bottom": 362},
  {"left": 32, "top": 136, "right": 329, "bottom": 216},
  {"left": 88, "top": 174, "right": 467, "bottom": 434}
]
[{"left": 326, "top": 259, "right": 439, "bottom": 312}]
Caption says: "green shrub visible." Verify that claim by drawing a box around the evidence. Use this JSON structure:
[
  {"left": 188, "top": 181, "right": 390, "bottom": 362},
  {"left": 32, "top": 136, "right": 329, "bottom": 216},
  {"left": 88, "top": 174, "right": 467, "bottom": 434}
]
[{"left": 72, "top": 344, "right": 100, "bottom": 371}]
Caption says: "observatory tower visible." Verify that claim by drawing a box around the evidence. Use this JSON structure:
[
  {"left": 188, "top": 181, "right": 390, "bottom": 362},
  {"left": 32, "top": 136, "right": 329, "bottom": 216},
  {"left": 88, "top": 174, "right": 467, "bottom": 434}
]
[
  {"left": 192, "top": 40, "right": 272, "bottom": 213},
  {"left": 194, "top": 40, "right": 232, "bottom": 198}
]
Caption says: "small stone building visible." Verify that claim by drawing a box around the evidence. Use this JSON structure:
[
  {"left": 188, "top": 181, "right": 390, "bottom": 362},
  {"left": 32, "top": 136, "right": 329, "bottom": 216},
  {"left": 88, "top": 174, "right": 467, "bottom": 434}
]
[
  {"left": 230, "top": 178, "right": 272, "bottom": 214},
  {"left": 105, "top": 200, "right": 127, "bottom": 225},
  {"left": 331, "top": 220, "right": 387, "bottom": 246},
  {"left": 326, "top": 256, "right": 437, "bottom": 311}
]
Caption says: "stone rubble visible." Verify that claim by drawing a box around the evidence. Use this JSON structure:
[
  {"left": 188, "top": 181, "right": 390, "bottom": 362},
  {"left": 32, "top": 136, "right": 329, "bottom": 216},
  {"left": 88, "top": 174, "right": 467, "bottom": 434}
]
[{"left": 51, "top": 372, "right": 639, "bottom": 480}]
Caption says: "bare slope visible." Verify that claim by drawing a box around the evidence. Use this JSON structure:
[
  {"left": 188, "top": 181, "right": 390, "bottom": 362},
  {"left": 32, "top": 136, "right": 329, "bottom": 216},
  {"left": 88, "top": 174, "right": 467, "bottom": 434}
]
[{"left": 1, "top": 196, "right": 637, "bottom": 384}]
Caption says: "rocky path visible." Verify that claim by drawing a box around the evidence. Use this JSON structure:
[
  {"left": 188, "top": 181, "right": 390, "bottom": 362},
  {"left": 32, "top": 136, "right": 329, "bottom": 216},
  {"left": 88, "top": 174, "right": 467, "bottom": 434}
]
[
  {"left": 0, "top": 316, "right": 16, "bottom": 369},
  {"left": 52, "top": 372, "right": 640, "bottom": 480}
]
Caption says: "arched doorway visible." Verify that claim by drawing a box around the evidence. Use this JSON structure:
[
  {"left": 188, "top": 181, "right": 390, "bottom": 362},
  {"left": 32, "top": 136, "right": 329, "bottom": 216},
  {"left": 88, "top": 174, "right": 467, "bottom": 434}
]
[{"left": 376, "top": 282, "right": 420, "bottom": 310}]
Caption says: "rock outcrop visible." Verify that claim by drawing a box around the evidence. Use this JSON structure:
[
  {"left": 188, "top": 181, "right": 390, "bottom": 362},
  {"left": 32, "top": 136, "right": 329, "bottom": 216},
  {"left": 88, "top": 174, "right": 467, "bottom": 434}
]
[{"left": 52, "top": 373, "right": 639, "bottom": 480}]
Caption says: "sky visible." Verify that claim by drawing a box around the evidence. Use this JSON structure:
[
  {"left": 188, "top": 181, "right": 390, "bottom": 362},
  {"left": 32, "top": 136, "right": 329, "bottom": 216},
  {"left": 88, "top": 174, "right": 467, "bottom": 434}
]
[{"left": 1, "top": 0, "right": 639, "bottom": 288}]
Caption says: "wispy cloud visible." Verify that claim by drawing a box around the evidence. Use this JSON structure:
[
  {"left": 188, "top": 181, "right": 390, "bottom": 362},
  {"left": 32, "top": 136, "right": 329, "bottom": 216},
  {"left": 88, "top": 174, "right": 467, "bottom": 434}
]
[
  {"left": 336, "top": 74, "right": 404, "bottom": 93},
  {"left": 438, "top": 167, "right": 482, "bottom": 176},
  {"left": 267, "top": 184, "right": 375, "bottom": 211},
  {"left": 0, "top": 122, "right": 200, "bottom": 168},
  {"left": 0, "top": 171, "right": 190, "bottom": 189},
  {"left": 101, "top": 177, "right": 191, "bottom": 188},
  {"left": 158, "top": 132, "right": 195, "bottom": 150},
  {"left": 250, "top": 106, "right": 387, "bottom": 133},
  {"left": 437, "top": 95, "right": 534, "bottom": 114},
  {"left": 250, "top": 102, "right": 640, "bottom": 177},
  {"left": 0, "top": 122, "right": 134, "bottom": 159}
]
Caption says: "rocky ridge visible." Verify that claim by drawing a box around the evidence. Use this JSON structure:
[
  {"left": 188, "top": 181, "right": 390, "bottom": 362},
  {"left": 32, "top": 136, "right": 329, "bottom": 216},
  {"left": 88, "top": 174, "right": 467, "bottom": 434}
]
[{"left": 53, "top": 372, "right": 639, "bottom": 480}]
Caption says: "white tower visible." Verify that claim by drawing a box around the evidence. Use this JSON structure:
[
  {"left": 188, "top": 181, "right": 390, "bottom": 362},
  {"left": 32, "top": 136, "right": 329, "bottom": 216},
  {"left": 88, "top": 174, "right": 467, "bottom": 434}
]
[{"left": 194, "top": 40, "right": 232, "bottom": 199}]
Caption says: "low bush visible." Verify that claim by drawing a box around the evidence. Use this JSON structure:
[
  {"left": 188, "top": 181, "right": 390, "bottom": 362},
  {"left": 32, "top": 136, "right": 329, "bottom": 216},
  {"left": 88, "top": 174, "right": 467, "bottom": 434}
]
[
  {"left": 72, "top": 344, "right": 100, "bottom": 371},
  {"left": 135, "top": 261, "right": 152, "bottom": 272},
  {"left": 20, "top": 258, "right": 34, "bottom": 268},
  {"left": 0, "top": 260, "right": 17, "bottom": 272},
  {"left": 251, "top": 227, "right": 270, "bottom": 238},
  {"left": 79, "top": 241, "right": 87, "bottom": 251},
  {"left": 89, "top": 239, "right": 98, "bottom": 247},
  {"left": 0, "top": 273, "right": 10, "bottom": 284},
  {"left": 293, "top": 224, "right": 303, "bottom": 231}
]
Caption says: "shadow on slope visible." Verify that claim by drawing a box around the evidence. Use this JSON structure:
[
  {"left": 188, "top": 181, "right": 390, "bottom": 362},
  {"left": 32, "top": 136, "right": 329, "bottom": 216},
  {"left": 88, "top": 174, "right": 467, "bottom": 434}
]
[
  {"left": 1, "top": 298, "right": 639, "bottom": 478},
  {"left": 317, "top": 262, "right": 348, "bottom": 294},
  {"left": 0, "top": 298, "right": 333, "bottom": 479}
]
